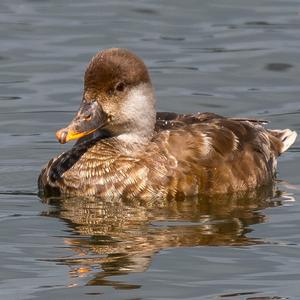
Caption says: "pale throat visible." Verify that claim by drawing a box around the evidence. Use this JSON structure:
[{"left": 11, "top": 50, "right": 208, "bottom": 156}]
[{"left": 117, "top": 83, "right": 156, "bottom": 144}]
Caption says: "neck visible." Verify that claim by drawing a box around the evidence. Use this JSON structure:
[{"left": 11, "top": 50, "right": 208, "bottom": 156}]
[
  {"left": 116, "top": 83, "right": 156, "bottom": 144},
  {"left": 117, "top": 132, "right": 150, "bottom": 145}
]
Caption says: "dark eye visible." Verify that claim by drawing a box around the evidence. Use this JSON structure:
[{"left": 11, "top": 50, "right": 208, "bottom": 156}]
[
  {"left": 115, "top": 82, "right": 125, "bottom": 92},
  {"left": 84, "top": 113, "right": 92, "bottom": 121}
]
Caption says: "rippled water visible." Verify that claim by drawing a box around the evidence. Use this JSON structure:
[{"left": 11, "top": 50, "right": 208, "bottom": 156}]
[{"left": 0, "top": 0, "right": 300, "bottom": 299}]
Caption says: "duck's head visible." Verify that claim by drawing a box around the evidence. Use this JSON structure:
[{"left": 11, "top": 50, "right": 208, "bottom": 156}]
[{"left": 56, "top": 48, "right": 156, "bottom": 144}]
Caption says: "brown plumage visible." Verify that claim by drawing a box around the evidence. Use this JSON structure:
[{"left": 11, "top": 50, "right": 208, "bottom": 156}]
[{"left": 38, "top": 48, "right": 297, "bottom": 200}]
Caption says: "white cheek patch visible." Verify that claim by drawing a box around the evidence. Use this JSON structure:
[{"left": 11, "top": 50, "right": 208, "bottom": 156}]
[
  {"left": 123, "top": 84, "right": 155, "bottom": 119},
  {"left": 121, "top": 83, "right": 156, "bottom": 136}
]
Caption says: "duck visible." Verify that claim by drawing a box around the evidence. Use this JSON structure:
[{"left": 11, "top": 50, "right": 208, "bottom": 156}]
[{"left": 38, "top": 48, "right": 297, "bottom": 200}]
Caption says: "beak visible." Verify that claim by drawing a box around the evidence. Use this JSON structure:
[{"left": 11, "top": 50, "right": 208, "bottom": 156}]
[{"left": 56, "top": 101, "right": 107, "bottom": 144}]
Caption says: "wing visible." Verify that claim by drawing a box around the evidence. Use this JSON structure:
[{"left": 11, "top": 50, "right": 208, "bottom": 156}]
[
  {"left": 155, "top": 111, "right": 268, "bottom": 131},
  {"left": 155, "top": 112, "right": 224, "bottom": 131},
  {"left": 148, "top": 117, "right": 282, "bottom": 197}
]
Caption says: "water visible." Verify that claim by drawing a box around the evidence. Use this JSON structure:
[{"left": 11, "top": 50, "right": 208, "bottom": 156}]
[{"left": 0, "top": 0, "right": 300, "bottom": 299}]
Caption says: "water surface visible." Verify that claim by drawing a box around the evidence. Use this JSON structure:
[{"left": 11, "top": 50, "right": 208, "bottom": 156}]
[{"left": 0, "top": 0, "right": 300, "bottom": 299}]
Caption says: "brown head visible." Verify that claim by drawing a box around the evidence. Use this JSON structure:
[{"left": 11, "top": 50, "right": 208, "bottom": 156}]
[{"left": 56, "top": 48, "right": 156, "bottom": 144}]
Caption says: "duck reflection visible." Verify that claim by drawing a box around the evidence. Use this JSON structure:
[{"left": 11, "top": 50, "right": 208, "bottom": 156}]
[{"left": 40, "top": 186, "right": 286, "bottom": 288}]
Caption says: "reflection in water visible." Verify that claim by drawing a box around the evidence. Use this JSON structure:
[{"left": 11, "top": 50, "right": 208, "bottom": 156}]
[
  {"left": 40, "top": 186, "right": 286, "bottom": 289},
  {"left": 220, "top": 290, "right": 287, "bottom": 300},
  {"left": 265, "top": 63, "right": 293, "bottom": 72}
]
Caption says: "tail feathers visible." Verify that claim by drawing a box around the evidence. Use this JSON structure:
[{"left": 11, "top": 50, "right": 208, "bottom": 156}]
[{"left": 269, "top": 129, "right": 297, "bottom": 153}]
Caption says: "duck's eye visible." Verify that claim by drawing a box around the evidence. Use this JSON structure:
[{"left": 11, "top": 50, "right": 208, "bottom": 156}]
[
  {"left": 115, "top": 82, "right": 125, "bottom": 92},
  {"left": 84, "top": 113, "right": 92, "bottom": 121}
]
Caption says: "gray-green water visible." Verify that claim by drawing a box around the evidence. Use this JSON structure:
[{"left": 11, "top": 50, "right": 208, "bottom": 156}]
[{"left": 0, "top": 0, "right": 300, "bottom": 299}]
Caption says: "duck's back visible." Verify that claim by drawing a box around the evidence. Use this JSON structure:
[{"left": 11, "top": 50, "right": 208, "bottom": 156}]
[
  {"left": 149, "top": 115, "right": 286, "bottom": 197},
  {"left": 38, "top": 113, "right": 296, "bottom": 199}
]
